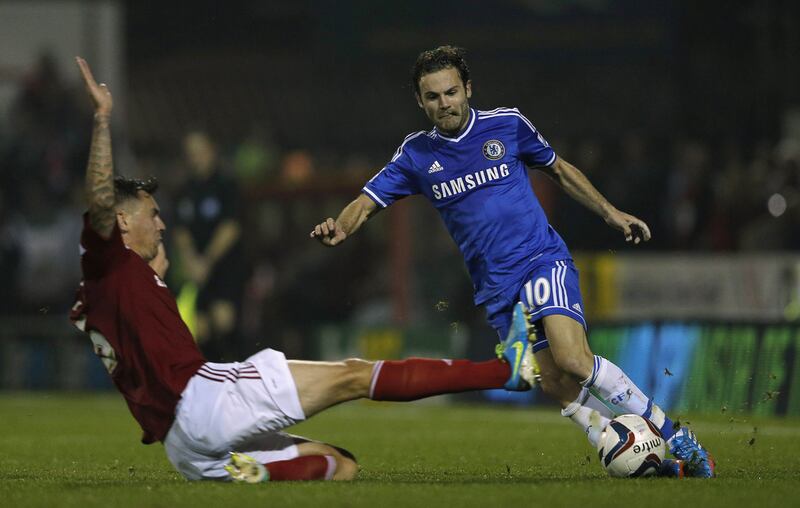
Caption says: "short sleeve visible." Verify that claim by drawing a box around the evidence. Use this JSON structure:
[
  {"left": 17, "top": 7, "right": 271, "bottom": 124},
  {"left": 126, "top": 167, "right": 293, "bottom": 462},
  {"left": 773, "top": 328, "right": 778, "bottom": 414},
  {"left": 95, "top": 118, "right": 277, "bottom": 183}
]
[
  {"left": 515, "top": 111, "right": 557, "bottom": 167},
  {"left": 80, "top": 213, "right": 130, "bottom": 279},
  {"left": 362, "top": 137, "right": 421, "bottom": 208}
]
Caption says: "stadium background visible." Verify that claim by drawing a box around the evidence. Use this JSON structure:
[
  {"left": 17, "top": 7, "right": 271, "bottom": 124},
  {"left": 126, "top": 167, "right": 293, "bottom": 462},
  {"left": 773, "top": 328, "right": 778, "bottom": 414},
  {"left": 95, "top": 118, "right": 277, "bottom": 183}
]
[{"left": 1, "top": 0, "right": 799, "bottom": 418}]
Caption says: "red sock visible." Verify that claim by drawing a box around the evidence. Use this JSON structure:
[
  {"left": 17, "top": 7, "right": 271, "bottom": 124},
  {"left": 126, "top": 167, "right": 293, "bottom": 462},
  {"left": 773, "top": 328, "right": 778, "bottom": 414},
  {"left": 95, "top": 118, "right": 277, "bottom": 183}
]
[
  {"left": 369, "top": 358, "right": 510, "bottom": 401},
  {"left": 265, "top": 455, "right": 336, "bottom": 481}
]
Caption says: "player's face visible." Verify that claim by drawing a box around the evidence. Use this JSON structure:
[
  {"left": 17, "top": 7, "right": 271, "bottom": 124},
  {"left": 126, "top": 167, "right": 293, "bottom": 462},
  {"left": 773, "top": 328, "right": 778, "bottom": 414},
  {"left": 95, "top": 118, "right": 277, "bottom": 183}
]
[
  {"left": 118, "top": 192, "right": 166, "bottom": 263},
  {"left": 416, "top": 67, "right": 472, "bottom": 136}
]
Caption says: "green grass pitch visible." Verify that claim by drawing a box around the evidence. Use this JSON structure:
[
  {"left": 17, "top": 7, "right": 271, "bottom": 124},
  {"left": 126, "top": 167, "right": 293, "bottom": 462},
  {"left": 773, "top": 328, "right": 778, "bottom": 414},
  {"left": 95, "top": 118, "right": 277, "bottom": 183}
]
[{"left": 1, "top": 393, "right": 798, "bottom": 508}]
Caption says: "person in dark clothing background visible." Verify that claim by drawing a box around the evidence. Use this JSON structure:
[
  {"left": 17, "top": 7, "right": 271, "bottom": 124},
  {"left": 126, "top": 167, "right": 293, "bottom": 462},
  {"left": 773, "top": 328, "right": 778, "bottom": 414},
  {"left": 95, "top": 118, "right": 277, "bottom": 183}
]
[{"left": 173, "top": 131, "right": 246, "bottom": 361}]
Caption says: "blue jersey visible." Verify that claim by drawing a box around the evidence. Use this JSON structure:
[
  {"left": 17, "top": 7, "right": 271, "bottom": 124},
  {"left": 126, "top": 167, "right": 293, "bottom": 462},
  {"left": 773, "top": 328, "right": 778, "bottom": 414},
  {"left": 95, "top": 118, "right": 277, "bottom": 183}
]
[{"left": 363, "top": 107, "right": 571, "bottom": 307}]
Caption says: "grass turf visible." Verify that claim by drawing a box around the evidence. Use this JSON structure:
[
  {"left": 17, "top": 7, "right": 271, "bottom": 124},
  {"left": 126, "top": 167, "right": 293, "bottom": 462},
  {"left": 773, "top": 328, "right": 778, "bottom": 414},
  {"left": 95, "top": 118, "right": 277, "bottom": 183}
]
[{"left": 0, "top": 393, "right": 798, "bottom": 508}]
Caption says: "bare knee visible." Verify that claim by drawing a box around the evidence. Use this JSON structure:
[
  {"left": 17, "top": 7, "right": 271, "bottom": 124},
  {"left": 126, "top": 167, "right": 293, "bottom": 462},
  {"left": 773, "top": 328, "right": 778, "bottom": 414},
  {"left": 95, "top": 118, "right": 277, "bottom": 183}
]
[
  {"left": 343, "top": 358, "right": 373, "bottom": 370},
  {"left": 340, "top": 358, "right": 375, "bottom": 397}
]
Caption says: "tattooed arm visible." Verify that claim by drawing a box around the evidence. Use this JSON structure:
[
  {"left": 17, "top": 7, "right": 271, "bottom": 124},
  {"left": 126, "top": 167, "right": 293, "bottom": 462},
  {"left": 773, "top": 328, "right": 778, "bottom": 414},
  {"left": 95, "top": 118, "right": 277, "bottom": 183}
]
[{"left": 76, "top": 57, "right": 116, "bottom": 239}]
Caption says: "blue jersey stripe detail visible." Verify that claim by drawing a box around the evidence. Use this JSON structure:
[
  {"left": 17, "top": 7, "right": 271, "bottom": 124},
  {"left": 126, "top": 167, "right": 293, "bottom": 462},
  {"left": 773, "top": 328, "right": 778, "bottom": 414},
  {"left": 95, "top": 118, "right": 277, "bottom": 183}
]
[
  {"left": 390, "top": 131, "right": 427, "bottom": 162},
  {"left": 367, "top": 166, "right": 387, "bottom": 184},
  {"left": 478, "top": 106, "right": 519, "bottom": 116},
  {"left": 362, "top": 186, "right": 388, "bottom": 208},
  {"left": 478, "top": 110, "right": 540, "bottom": 139}
]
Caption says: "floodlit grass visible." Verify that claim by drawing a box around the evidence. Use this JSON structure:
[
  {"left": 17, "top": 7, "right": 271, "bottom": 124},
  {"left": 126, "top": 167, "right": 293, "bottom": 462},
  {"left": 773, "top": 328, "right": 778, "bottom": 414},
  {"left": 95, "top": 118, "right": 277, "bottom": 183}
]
[{"left": 0, "top": 393, "right": 798, "bottom": 507}]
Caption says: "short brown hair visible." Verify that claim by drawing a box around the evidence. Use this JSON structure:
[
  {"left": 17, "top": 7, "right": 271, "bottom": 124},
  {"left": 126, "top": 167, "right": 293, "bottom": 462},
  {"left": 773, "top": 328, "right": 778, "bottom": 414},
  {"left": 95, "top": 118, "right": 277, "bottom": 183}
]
[{"left": 411, "top": 45, "right": 470, "bottom": 96}]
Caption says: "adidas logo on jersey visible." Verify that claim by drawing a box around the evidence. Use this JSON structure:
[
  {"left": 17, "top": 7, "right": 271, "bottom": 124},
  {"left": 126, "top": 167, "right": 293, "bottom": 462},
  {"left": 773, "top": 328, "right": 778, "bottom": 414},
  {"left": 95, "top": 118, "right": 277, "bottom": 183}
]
[
  {"left": 428, "top": 160, "right": 444, "bottom": 173},
  {"left": 572, "top": 303, "right": 582, "bottom": 313}
]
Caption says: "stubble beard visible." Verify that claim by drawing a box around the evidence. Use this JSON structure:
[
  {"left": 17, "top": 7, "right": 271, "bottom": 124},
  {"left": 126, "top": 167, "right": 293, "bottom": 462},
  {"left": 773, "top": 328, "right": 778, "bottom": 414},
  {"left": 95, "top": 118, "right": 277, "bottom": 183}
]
[
  {"left": 140, "top": 241, "right": 159, "bottom": 264},
  {"left": 436, "top": 102, "right": 470, "bottom": 136}
]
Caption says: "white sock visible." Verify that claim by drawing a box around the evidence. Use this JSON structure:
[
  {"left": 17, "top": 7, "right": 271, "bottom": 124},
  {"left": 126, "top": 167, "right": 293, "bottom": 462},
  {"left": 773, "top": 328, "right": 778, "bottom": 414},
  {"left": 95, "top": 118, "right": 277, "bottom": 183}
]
[
  {"left": 582, "top": 355, "right": 674, "bottom": 437},
  {"left": 581, "top": 387, "right": 618, "bottom": 419},
  {"left": 562, "top": 388, "right": 613, "bottom": 448}
]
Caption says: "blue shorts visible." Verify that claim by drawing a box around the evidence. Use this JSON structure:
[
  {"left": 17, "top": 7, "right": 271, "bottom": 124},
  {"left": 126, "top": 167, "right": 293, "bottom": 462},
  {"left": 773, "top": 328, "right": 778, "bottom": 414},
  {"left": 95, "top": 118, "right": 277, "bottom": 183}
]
[{"left": 486, "top": 259, "right": 587, "bottom": 352}]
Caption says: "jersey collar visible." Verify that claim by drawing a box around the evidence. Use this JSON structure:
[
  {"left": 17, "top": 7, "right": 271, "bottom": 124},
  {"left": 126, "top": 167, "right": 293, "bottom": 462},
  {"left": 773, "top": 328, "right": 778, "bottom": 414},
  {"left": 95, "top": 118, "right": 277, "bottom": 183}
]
[{"left": 434, "top": 108, "right": 475, "bottom": 143}]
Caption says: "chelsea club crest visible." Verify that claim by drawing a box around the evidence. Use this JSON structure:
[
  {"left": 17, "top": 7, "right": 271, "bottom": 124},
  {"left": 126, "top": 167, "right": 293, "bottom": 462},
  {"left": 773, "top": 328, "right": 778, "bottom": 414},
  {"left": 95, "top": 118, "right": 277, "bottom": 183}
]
[{"left": 482, "top": 139, "right": 505, "bottom": 160}]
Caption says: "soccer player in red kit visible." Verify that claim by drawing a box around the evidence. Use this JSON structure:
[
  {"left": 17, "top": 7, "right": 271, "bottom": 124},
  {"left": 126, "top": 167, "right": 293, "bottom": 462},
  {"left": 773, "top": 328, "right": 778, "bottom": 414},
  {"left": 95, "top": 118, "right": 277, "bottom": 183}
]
[{"left": 70, "top": 57, "right": 537, "bottom": 482}]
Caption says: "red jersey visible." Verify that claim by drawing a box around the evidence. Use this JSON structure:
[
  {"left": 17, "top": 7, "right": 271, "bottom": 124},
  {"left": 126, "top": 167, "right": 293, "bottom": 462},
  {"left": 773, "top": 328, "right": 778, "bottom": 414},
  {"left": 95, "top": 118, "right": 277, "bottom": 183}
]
[{"left": 70, "top": 215, "right": 205, "bottom": 443}]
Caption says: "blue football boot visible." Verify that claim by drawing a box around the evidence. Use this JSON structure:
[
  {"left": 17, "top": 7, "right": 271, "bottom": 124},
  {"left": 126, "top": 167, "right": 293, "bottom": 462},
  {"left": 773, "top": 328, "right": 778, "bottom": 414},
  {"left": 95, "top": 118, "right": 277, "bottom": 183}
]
[
  {"left": 657, "top": 459, "right": 685, "bottom": 478},
  {"left": 667, "top": 428, "right": 716, "bottom": 478},
  {"left": 495, "top": 302, "right": 540, "bottom": 391}
]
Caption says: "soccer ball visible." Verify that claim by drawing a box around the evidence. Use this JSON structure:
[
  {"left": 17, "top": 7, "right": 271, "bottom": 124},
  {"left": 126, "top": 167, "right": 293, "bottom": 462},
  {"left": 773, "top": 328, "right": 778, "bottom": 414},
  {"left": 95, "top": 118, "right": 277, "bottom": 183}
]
[{"left": 596, "top": 414, "right": 665, "bottom": 478}]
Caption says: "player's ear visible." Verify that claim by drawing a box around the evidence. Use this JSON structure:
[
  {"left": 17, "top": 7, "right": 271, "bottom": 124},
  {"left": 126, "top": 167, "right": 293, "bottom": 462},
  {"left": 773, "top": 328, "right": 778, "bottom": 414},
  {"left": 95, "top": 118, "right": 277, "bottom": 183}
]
[
  {"left": 116, "top": 210, "right": 129, "bottom": 233},
  {"left": 415, "top": 92, "right": 424, "bottom": 109},
  {"left": 465, "top": 80, "right": 472, "bottom": 99}
]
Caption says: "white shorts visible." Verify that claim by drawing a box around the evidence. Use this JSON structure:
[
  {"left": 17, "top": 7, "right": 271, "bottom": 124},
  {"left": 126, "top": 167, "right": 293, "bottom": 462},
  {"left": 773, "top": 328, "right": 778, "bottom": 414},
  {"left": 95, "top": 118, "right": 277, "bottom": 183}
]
[{"left": 164, "top": 348, "right": 307, "bottom": 480}]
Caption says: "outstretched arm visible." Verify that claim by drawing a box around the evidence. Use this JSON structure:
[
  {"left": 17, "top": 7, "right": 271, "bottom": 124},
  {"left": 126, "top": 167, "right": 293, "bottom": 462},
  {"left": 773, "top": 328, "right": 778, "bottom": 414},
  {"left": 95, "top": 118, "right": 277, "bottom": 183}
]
[
  {"left": 310, "top": 194, "right": 378, "bottom": 247},
  {"left": 540, "top": 157, "right": 651, "bottom": 244},
  {"left": 76, "top": 57, "right": 115, "bottom": 239}
]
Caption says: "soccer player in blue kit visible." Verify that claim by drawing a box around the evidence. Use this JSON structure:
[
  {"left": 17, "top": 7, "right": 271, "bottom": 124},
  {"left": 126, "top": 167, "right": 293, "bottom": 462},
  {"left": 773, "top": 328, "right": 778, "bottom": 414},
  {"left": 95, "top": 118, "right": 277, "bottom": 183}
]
[{"left": 311, "top": 46, "right": 714, "bottom": 478}]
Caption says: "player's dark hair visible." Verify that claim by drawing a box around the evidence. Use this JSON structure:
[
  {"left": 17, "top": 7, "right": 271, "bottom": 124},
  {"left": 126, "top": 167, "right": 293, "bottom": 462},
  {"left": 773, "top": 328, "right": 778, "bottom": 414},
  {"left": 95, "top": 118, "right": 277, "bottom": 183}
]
[
  {"left": 114, "top": 176, "right": 158, "bottom": 206},
  {"left": 411, "top": 45, "right": 470, "bottom": 96}
]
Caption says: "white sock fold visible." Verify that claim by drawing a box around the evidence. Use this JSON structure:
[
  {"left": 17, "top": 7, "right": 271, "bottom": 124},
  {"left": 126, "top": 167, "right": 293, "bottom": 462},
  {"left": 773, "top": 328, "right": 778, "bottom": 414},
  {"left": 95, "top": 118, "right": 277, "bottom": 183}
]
[
  {"left": 562, "top": 388, "right": 612, "bottom": 448},
  {"left": 579, "top": 387, "right": 616, "bottom": 419}
]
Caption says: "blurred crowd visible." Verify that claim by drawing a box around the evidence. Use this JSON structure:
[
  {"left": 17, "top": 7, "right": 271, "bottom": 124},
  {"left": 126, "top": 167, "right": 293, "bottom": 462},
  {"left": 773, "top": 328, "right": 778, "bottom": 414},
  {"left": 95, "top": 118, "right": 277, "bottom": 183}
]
[{"left": 1, "top": 54, "right": 799, "bottom": 359}]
